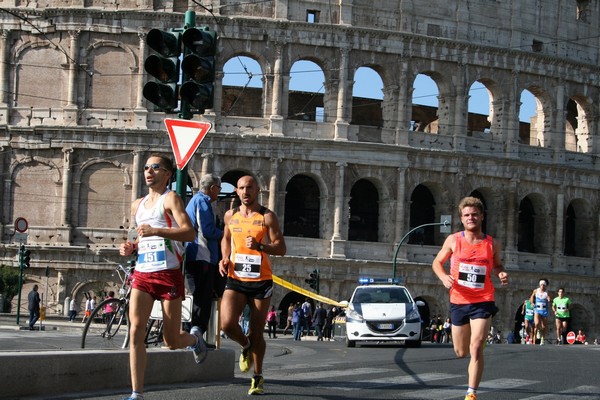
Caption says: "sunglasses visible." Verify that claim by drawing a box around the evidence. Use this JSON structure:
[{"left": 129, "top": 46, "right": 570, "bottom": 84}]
[{"left": 144, "top": 163, "right": 166, "bottom": 172}]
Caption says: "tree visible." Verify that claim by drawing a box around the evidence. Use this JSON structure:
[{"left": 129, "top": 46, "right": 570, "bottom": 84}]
[{"left": 0, "top": 265, "right": 20, "bottom": 312}]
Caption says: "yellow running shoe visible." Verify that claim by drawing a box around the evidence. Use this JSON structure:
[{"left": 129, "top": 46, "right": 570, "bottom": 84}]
[
  {"left": 248, "top": 375, "right": 264, "bottom": 395},
  {"left": 465, "top": 393, "right": 477, "bottom": 400},
  {"left": 239, "top": 345, "right": 253, "bottom": 373}
]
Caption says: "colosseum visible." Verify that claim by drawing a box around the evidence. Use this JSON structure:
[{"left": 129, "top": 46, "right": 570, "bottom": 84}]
[{"left": 0, "top": 1, "right": 598, "bottom": 342}]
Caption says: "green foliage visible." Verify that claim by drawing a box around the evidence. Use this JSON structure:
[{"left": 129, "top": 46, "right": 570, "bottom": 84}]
[
  {"left": 0, "top": 264, "right": 20, "bottom": 309},
  {"left": 0, "top": 264, "right": 20, "bottom": 296}
]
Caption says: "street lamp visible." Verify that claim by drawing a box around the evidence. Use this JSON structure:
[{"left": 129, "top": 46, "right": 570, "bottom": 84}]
[{"left": 392, "top": 218, "right": 451, "bottom": 279}]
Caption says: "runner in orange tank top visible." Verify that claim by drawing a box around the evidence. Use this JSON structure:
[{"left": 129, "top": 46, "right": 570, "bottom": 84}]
[
  {"left": 432, "top": 196, "right": 508, "bottom": 400},
  {"left": 219, "top": 175, "right": 286, "bottom": 395}
]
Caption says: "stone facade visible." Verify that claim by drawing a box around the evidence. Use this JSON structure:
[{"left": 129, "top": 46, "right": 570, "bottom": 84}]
[{"left": 0, "top": 1, "right": 598, "bottom": 340}]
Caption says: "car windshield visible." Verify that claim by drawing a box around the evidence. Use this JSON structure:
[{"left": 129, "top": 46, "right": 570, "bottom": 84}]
[{"left": 353, "top": 287, "right": 410, "bottom": 304}]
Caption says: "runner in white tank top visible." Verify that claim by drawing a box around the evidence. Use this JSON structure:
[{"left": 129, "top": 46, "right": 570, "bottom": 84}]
[
  {"left": 119, "top": 155, "right": 206, "bottom": 400},
  {"left": 134, "top": 188, "right": 184, "bottom": 273}
]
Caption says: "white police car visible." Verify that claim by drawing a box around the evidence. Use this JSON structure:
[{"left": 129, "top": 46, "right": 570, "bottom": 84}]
[{"left": 345, "top": 277, "right": 424, "bottom": 348}]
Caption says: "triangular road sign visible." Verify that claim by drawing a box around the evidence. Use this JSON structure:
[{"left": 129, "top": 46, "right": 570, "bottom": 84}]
[{"left": 164, "top": 118, "right": 212, "bottom": 170}]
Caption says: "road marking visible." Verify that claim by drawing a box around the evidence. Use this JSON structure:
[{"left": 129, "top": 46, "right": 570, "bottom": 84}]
[
  {"left": 314, "top": 372, "right": 464, "bottom": 391},
  {"left": 397, "top": 378, "right": 537, "bottom": 399},
  {"left": 277, "top": 367, "right": 392, "bottom": 381},
  {"left": 520, "top": 385, "right": 600, "bottom": 399}
]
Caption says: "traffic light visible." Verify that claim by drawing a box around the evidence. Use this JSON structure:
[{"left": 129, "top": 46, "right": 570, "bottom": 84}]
[
  {"left": 180, "top": 26, "right": 217, "bottom": 114},
  {"left": 19, "top": 244, "right": 31, "bottom": 269},
  {"left": 305, "top": 269, "right": 320, "bottom": 292},
  {"left": 143, "top": 28, "right": 182, "bottom": 112}
]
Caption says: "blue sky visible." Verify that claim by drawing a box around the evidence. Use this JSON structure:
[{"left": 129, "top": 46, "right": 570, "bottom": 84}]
[{"left": 223, "top": 58, "right": 536, "bottom": 123}]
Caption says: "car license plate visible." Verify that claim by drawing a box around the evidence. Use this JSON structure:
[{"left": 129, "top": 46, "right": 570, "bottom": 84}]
[{"left": 378, "top": 323, "right": 393, "bottom": 329}]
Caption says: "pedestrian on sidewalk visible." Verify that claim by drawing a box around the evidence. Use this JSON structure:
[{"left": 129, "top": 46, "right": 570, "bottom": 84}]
[
  {"left": 27, "top": 285, "right": 41, "bottom": 330},
  {"left": 267, "top": 305, "right": 278, "bottom": 338},
  {"left": 68, "top": 297, "right": 77, "bottom": 322}
]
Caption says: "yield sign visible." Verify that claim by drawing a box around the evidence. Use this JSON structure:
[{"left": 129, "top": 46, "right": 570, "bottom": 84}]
[{"left": 164, "top": 118, "right": 212, "bottom": 170}]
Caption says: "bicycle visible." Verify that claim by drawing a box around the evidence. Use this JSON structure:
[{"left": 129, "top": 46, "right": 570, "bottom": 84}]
[
  {"left": 81, "top": 263, "right": 192, "bottom": 349},
  {"left": 81, "top": 263, "right": 133, "bottom": 349}
]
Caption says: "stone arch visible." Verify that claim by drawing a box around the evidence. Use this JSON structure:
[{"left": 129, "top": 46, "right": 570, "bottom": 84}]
[
  {"left": 84, "top": 40, "right": 137, "bottom": 67},
  {"left": 84, "top": 41, "right": 137, "bottom": 109},
  {"left": 349, "top": 64, "right": 385, "bottom": 127},
  {"left": 410, "top": 70, "right": 446, "bottom": 133},
  {"left": 408, "top": 183, "right": 440, "bottom": 245},
  {"left": 467, "top": 77, "right": 500, "bottom": 137},
  {"left": 520, "top": 83, "right": 553, "bottom": 148},
  {"left": 13, "top": 40, "right": 69, "bottom": 108},
  {"left": 221, "top": 53, "right": 266, "bottom": 117},
  {"left": 347, "top": 178, "right": 380, "bottom": 242},
  {"left": 565, "top": 94, "right": 593, "bottom": 153},
  {"left": 278, "top": 290, "right": 306, "bottom": 327},
  {"left": 77, "top": 158, "right": 131, "bottom": 187},
  {"left": 564, "top": 198, "right": 593, "bottom": 257},
  {"left": 283, "top": 173, "right": 321, "bottom": 239},
  {"left": 517, "top": 192, "right": 548, "bottom": 254},
  {"left": 77, "top": 159, "right": 131, "bottom": 228},
  {"left": 10, "top": 156, "right": 62, "bottom": 184},
  {"left": 288, "top": 58, "right": 326, "bottom": 122},
  {"left": 10, "top": 157, "right": 62, "bottom": 227},
  {"left": 569, "top": 303, "right": 592, "bottom": 336}
]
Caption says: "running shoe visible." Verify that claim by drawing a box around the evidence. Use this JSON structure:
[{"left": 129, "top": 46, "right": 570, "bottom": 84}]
[
  {"left": 239, "top": 343, "right": 253, "bottom": 373},
  {"left": 122, "top": 394, "right": 144, "bottom": 400},
  {"left": 190, "top": 326, "right": 208, "bottom": 364},
  {"left": 248, "top": 375, "right": 265, "bottom": 395},
  {"left": 540, "top": 338, "right": 545, "bottom": 346},
  {"left": 464, "top": 393, "right": 477, "bottom": 400}
]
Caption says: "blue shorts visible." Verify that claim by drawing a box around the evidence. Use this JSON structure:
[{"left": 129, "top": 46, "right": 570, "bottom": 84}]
[{"left": 450, "top": 301, "right": 499, "bottom": 326}]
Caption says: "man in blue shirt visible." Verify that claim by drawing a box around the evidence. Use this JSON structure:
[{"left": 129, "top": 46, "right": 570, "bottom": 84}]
[{"left": 185, "top": 173, "right": 223, "bottom": 342}]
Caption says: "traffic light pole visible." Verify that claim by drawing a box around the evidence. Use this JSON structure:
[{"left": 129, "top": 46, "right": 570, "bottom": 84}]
[
  {"left": 16, "top": 244, "right": 24, "bottom": 325},
  {"left": 175, "top": 10, "right": 196, "bottom": 200}
]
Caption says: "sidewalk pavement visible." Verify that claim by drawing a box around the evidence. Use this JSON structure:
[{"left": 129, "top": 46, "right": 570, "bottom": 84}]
[{"left": 0, "top": 313, "right": 235, "bottom": 399}]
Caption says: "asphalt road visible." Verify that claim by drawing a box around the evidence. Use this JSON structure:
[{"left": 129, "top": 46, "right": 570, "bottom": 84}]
[{"left": 2, "top": 325, "right": 600, "bottom": 400}]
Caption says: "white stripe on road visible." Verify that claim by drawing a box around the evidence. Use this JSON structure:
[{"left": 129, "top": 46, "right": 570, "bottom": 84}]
[
  {"left": 397, "top": 378, "right": 537, "bottom": 399},
  {"left": 315, "top": 372, "right": 464, "bottom": 391},
  {"left": 276, "top": 367, "right": 393, "bottom": 381},
  {"left": 520, "top": 385, "right": 600, "bottom": 400}
]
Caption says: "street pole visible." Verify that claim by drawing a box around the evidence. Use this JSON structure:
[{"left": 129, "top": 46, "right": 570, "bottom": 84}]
[
  {"left": 392, "top": 220, "right": 450, "bottom": 279},
  {"left": 174, "top": 10, "right": 196, "bottom": 201},
  {"left": 16, "top": 243, "right": 23, "bottom": 325}
]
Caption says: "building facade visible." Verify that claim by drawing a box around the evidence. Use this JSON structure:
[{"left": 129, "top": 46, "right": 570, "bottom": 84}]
[{"left": 0, "top": 0, "right": 598, "bottom": 340}]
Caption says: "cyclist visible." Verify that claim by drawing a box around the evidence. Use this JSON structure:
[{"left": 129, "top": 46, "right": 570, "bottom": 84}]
[{"left": 119, "top": 154, "right": 206, "bottom": 400}]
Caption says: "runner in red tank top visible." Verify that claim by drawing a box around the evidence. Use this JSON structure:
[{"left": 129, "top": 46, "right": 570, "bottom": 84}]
[{"left": 432, "top": 196, "right": 508, "bottom": 400}]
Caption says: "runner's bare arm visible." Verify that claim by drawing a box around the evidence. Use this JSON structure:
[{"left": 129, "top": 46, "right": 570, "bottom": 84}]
[
  {"left": 120, "top": 198, "right": 142, "bottom": 256},
  {"left": 260, "top": 211, "right": 286, "bottom": 256},
  {"left": 135, "top": 191, "right": 194, "bottom": 242},
  {"left": 218, "top": 210, "right": 233, "bottom": 277},
  {"left": 432, "top": 234, "right": 456, "bottom": 289}
]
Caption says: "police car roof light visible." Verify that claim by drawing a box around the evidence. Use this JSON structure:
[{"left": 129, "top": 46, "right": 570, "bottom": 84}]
[{"left": 358, "top": 277, "right": 404, "bottom": 285}]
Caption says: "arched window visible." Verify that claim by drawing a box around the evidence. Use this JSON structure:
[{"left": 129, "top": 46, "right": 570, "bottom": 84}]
[
  {"left": 348, "top": 179, "right": 379, "bottom": 242},
  {"left": 283, "top": 175, "right": 320, "bottom": 238},
  {"left": 408, "top": 185, "right": 435, "bottom": 245},
  {"left": 518, "top": 197, "right": 535, "bottom": 253}
]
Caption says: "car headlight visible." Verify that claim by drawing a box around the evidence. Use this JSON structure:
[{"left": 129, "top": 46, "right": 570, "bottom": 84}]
[
  {"left": 346, "top": 306, "right": 363, "bottom": 322},
  {"left": 405, "top": 306, "right": 421, "bottom": 323}
]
